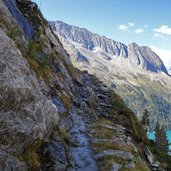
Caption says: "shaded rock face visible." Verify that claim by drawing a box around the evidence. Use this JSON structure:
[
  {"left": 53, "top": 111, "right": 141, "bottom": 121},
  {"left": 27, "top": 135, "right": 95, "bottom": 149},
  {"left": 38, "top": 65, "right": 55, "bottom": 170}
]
[
  {"left": 40, "top": 137, "right": 69, "bottom": 171},
  {"left": 3, "top": 0, "right": 35, "bottom": 38}
]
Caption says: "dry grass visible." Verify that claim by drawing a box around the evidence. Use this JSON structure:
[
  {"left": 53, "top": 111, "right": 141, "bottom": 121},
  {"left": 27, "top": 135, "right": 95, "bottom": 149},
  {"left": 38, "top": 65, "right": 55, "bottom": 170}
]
[
  {"left": 89, "top": 119, "right": 116, "bottom": 139},
  {"left": 60, "top": 94, "right": 72, "bottom": 111},
  {"left": 92, "top": 141, "right": 120, "bottom": 153},
  {"left": 28, "top": 58, "right": 51, "bottom": 81},
  {"left": 18, "top": 143, "right": 41, "bottom": 171},
  {"left": 90, "top": 125, "right": 116, "bottom": 139},
  {"left": 90, "top": 118, "right": 114, "bottom": 128},
  {"left": 92, "top": 139, "right": 134, "bottom": 153},
  {"left": 120, "top": 156, "right": 150, "bottom": 171},
  {"left": 98, "top": 155, "right": 130, "bottom": 171}
]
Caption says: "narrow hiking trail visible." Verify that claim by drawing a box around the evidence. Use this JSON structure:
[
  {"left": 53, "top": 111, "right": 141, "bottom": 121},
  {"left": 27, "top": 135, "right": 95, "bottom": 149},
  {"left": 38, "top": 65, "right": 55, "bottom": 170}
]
[{"left": 68, "top": 113, "right": 99, "bottom": 171}]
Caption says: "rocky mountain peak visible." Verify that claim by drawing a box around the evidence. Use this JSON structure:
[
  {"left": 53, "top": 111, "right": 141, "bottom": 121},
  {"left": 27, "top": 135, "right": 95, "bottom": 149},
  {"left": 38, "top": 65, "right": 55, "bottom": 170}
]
[
  {"left": 128, "top": 43, "right": 168, "bottom": 73},
  {"left": 51, "top": 21, "right": 168, "bottom": 74}
]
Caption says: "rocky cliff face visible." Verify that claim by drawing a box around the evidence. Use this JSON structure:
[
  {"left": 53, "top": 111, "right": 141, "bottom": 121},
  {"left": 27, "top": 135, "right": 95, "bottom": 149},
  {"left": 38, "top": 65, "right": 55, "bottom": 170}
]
[
  {"left": 0, "top": 1, "right": 166, "bottom": 171},
  {"left": 50, "top": 20, "right": 171, "bottom": 129},
  {"left": 128, "top": 43, "right": 168, "bottom": 73}
]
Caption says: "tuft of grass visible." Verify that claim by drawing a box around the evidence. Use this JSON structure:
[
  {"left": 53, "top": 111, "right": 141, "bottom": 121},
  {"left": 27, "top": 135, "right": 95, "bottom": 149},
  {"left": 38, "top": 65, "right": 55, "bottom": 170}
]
[
  {"left": 120, "top": 156, "right": 150, "bottom": 171},
  {"left": 56, "top": 72, "right": 65, "bottom": 83},
  {"left": 92, "top": 138, "right": 135, "bottom": 153},
  {"left": 66, "top": 65, "right": 82, "bottom": 84},
  {"left": 7, "top": 26, "right": 19, "bottom": 42},
  {"left": 89, "top": 119, "right": 116, "bottom": 139},
  {"left": 26, "top": 40, "right": 53, "bottom": 82},
  {"left": 130, "top": 114, "right": 148, "bottom": 143},
  {"left": 91, "top": 126, "right": 116, "bottom": 139},
  {"left": 60, "top": 94, "right": 72, "bottom": 111},
  {"left": 18, "top": 139, "right": 43, "bottom": 171},
  {"left": 28, "top": 58, "right": 51, "bottom": 81},
  {"left": 98, "top": 155, "right": 130, "bottom": 171},
  {"left": 90, "top": 119, "right": 114, "bottom": 127},
  {"left": 92, "top": 141, "right": 120, "bottom": 153}
]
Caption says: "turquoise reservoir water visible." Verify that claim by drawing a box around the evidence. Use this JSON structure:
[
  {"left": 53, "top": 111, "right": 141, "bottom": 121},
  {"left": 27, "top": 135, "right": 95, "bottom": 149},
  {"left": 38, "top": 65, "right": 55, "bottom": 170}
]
[{"left": 147, "top": 130, "right": 171, "bottom": 150}]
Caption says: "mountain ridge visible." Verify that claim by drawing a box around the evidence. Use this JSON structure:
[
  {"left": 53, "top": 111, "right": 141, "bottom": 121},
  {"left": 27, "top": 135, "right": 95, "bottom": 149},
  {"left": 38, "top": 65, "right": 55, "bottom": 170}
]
[{"left": 50, "top": 21, "right": 168, "bottom": 75}]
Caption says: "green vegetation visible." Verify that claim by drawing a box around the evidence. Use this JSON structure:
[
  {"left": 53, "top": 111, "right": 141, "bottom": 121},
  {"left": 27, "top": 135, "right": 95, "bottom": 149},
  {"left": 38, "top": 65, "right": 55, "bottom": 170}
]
[
  {"left": 26, "top": 39, "right": 53, "bottom": 81},
  {"left": 149, "top": 141, "right": 171, "bottom": 170},
  {"left": 89, "top": 119, "right": 117, "bottom": 139},
  {"left": 90, "top": 125, "right": 116, "bottom": 139},
  {"left": 147, "top": 122, "right": 171, "bottom": 170},
  {"left": 108, "top": 90, "right": 148, "bottom": 144},
  {"left": 92, "top": 141, "right": 134, "bottom": 153},
  {"left": 97, "top": 155, "right": 149, "bottom": 171},
  {"left": 7, "top": 26, "right": 20, "bottom": 42},
  {"left": 66, "top": 65, "right": 82, "bottom": 84},
  {"left": 155, "top": 122, "right": 169, "bottom": 153},
  {"left": 120, "top": 156, "right": 150, "bottom": 171},
  {"left": 0, "top": 13, "right": 20, "bottom": 43},
  {"left": 98, "top": 155, "right": 130, "bottom": 171},
  {"left": 141, "top": 109, "right": 150, "bottom": 131}
]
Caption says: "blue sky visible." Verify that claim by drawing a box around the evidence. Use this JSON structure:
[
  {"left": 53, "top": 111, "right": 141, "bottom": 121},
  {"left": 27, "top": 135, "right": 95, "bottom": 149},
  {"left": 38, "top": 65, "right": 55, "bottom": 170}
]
[{"left": 32, "top": 0, "right": 171, "bottom": 69}]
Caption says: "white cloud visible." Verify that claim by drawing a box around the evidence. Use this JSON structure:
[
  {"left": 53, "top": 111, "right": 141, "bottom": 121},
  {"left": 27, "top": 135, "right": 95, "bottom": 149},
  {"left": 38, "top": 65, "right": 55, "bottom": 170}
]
[
  {"left": 150, "top": 46, "right": 171, "bottom": 71},
  {"left": 153, "top": 25, "right": 171, "bottom": 35},
  {"left": 128, "top": 22, "right": 135, "bottom": 27},
  {"left": 118, "top": 23, "right": 146, "bottom": 34},
  {"left": 118, "top": 25, "right": 128, "bottom": 31},
  {"left": 154, "top": 33, "right": 162, "bottom": 37},
  {"left": 153, "top": 33, "right": 166, "bottom": 39},
  {"left": 135, "top": 28, "right": 144, "bottom": 34}
]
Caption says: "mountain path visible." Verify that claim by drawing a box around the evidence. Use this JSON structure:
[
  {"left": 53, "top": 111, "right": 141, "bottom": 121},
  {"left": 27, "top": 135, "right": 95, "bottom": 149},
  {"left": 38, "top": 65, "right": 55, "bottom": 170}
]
[{"left": 68, "top": 113, "right": 99, "bottom": 171}]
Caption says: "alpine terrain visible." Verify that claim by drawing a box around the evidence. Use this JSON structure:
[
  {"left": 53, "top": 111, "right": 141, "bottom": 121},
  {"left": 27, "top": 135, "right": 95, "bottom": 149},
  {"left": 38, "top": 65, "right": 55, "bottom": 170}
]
[
  {"left": 0, "top": 0, "right": 170, "bottom": 170},
  {"left": 50, "top": 21, "right": 171, "bottom": 129}
]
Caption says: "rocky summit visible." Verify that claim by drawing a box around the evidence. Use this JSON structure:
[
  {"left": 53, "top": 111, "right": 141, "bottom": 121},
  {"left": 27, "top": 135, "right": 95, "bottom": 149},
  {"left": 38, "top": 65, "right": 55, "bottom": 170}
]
[
  {"left": 50, "top": 20, "right": 171, "bottom": 128},
  {"left": 0, "top": 0, "right": 167, "bottom": 171}
]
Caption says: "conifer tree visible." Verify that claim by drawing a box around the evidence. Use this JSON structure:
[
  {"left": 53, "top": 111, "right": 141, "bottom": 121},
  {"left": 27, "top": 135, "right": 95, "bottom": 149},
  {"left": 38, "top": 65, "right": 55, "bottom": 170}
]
[
  {"left": 155, "top": 121, "right": 168, "bottom": 153},
  {"left": 141, "top": 109, "right": 150, "bottom": 131}
]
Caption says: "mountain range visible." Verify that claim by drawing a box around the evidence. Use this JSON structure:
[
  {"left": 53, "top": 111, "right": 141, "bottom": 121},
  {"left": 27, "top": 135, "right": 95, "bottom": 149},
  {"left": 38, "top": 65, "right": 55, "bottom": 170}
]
[{"left": 50, "top": 21, "right": 171, "bottom": 128}]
